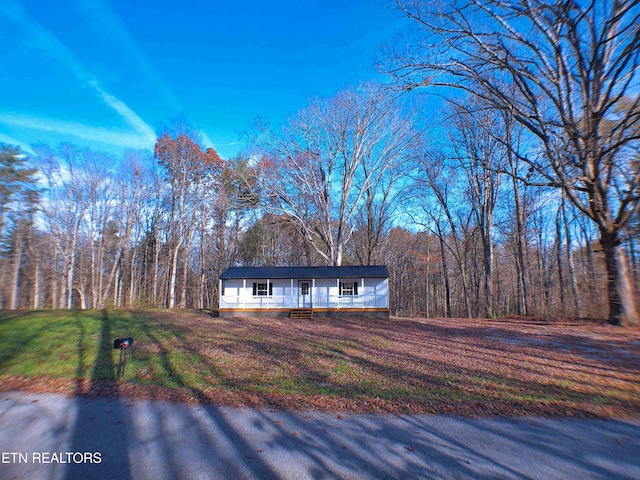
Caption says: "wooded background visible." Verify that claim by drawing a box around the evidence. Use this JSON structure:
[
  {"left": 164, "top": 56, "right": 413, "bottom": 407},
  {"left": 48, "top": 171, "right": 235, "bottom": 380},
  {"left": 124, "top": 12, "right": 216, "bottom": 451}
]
[{"left": 1, "top": 1, "right": 638, "bottom": 325}]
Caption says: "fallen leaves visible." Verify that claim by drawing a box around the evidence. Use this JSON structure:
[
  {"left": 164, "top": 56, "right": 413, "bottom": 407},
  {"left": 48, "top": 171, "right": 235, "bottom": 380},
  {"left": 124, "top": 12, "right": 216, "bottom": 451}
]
[{"left": 2, "top": 312, "right": 639, "bottom": 418}]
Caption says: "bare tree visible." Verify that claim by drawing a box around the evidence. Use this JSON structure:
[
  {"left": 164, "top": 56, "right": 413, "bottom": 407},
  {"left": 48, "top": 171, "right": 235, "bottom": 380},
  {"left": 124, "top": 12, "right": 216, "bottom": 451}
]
[
  {"left": 449, "top": 101, "right": 505, "bottom": 316},
  {"left": 389, "top": 0, "right": 640, "bottom": 325},
  {"left": 34, "top": 144, "right": 93, "bottom": 309},
  {"left": 413, "top": 150, "right": 473, "bottom": 317},
  {"left": 154, "top": 124, "right": 224, "bottom": 308},
  {"left": 255, "top": 82, "right": 418, "bottom": 266},
  {"left": 502, "top": 111, "right": 532, "bottom": 316},
  {"left": 352, "top": 155, "right": 408, "bottom": 266}
]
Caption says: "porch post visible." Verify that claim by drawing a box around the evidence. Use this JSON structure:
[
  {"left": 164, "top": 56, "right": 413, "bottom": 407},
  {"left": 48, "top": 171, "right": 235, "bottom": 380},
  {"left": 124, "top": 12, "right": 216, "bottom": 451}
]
[
  {"left": 219, "top": 279, "right": 223, "bottom": 308},
  {"left": 361, "top": 278, "right": 365, "bottom": 309},
  {"left": 374, "top": 282, "right": 378, "bottom": 308},
  {"left": 242, "top": 279, "right": 246, "bottom": 309},
  {"left": 291, "top": 278, "right": 294, "bottom": 308},
  {"left": 267, "top": 278, "right": 270, "bottom": 309}
]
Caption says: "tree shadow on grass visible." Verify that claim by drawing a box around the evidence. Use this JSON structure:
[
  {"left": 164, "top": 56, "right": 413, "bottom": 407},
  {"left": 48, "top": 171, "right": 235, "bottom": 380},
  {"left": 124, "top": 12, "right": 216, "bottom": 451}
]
[
  {"left": 64, "top": 309, "right": 131, "bottom": 479},
  {"left": 168, "top": 314, "right": 640, "bottom": 416},
  {"left": 132, "top": 311, "right": 281, "bottom": 478},
  {"left": 44, "top": 311, "right": 638, "bottom": 478}
]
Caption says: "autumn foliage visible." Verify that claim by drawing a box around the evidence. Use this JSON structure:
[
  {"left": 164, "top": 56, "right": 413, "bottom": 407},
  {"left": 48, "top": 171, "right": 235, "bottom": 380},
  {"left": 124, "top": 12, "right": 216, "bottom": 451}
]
[{"left": 154, "top": 133, "right": 225, "bottom": 185}]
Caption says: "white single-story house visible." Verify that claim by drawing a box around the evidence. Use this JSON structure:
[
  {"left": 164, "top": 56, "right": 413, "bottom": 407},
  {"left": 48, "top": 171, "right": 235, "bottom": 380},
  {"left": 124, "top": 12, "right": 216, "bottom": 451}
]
[{"left": 218, "top": 266, "right": 389, "bottom": 318}]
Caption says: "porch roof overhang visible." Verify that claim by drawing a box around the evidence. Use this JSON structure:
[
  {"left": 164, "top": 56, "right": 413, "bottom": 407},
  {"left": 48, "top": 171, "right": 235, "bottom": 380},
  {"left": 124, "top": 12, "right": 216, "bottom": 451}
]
[{"left": 219, "top": 266, "right": 389, "bottom": 280}]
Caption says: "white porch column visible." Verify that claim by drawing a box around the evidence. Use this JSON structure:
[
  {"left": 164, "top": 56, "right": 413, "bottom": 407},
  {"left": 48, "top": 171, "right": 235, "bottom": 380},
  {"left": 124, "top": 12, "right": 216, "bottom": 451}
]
[
  {"left": 374, "top": 281, "right": 377, "bottom": 308},
  {"left": 242, "top": 279, "right": 246, "bottom": 309},
  {"left": 267, "top": 278, "right": 270, "bottom": 309},
  {"left": 361, "top": 278, "right": 365, "bottom": 308},
  {"left": 291, "top": 278, "right": 294, "bottom": 308}
]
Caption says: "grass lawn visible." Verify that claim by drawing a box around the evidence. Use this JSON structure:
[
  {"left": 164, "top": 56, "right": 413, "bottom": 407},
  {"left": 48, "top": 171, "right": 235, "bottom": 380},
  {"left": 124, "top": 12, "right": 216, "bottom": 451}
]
[{"left": 1, "top": 309, "right": 639, "bottom": 417}]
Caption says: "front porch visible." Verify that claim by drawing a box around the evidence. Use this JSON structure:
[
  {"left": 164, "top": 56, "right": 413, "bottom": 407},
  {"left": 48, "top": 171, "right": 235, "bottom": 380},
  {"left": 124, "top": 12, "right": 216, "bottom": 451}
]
[{"left": 218, "top": 293, "right": 389, "bottom": 310}]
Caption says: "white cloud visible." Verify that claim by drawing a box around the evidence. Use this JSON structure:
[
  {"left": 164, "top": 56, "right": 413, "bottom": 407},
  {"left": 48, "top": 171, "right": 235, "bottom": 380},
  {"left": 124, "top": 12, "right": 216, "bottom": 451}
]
[
  {"left": 0, "top": 112, "right": 155, "bottom": 149},
  {"left": 73, "top": 0, "right": 180, "bottom": 110},
  {"left": 1, "top": 0, "right": 156, "bottom": 145},
  {"left": 86, "top": 79, "right": 156, "bottom": 144}
]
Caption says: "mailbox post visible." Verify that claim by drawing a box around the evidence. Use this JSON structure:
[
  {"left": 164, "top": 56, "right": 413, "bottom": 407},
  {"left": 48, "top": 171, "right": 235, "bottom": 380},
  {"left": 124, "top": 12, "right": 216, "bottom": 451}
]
[{"left": 113, "top": 337, "right": 133, "bottom": 378}]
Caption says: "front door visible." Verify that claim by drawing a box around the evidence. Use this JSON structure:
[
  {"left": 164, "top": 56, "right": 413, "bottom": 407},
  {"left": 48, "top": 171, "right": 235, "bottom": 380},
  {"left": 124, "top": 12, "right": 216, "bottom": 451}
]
[{"left": 298, "top": 280, "right": 312, "bottom": 308}]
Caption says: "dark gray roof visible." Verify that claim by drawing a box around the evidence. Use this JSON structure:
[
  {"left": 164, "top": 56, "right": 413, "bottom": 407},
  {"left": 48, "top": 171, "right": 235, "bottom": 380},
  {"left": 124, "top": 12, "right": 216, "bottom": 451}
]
[{"left": 220, "top": 266, "right": 389, "bottom": 280}]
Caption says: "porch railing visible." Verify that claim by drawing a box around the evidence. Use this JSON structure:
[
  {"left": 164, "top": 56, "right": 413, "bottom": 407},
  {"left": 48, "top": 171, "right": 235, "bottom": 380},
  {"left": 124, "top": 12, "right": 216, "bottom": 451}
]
[
  {"left": 219, "top": 294, "right": 388, "bottom": 309},
  {"left": 219, "top": 295, "right": 290, "bottom": 309},
  {"left": 313, "top": 295, "right": 388, "bottom": 309}
]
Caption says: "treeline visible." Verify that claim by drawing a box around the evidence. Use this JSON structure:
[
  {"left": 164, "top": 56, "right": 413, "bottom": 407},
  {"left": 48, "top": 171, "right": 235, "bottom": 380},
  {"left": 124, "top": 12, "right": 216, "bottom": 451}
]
[
  {"left": 0, "top": 134, "right": 257, "bottom": 311},
  {"left": 1, "top": 1, "right": 639, "bottom": 325},
  {"left": 0, "top": 104, "right": 636, "bottom": 321}
]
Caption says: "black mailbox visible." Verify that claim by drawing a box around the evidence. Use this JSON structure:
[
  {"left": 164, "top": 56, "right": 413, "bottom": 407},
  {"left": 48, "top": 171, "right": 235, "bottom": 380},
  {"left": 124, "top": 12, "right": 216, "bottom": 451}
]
[{"left": 113, "top": 337, "right": 133, "bottom": 349}]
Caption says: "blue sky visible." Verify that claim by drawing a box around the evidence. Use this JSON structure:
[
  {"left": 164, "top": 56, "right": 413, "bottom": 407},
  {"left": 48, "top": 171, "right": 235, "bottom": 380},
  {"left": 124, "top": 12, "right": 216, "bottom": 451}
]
[{"left": 0, "top": 0, "right": 404, "bottom": 160}]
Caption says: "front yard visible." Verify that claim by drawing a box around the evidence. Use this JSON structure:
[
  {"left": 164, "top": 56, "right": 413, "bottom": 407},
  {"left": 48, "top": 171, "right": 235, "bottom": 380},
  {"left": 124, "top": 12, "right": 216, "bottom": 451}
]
[{"left": 1, "top": 309, "right": 639, "bottom": 417}]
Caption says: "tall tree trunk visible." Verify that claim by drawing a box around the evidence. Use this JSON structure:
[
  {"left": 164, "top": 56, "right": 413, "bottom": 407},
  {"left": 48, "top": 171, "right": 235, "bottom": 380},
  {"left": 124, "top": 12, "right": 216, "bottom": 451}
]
[
  {"left": 513, "top": 180, "right": 529, "bottom": 316},
  {"left": 555, "top": 208, "right": 566, "bottom": 318},
  {"left": 113, "top": 267, "right": 120, "bottom": 307},
  {"left": 118, "top": 267, "right": 123, "bottom": 308},
  {"left": 628, "top": 237, "right": 638, "bottom": 287},
  {"left": 129, "top": 247, "right": 137, "bottom": 308},
  {"left": 66, "top": 252, "right": 76, "bottom": 309},
  {"left": 97, "top": 239, "right": 104, "bottom": 309},
  {"left": 51, "top": 246, "right": 59, "bottom": 309},
  {"left": 32, "top": 254, "right": 40, "bottom": 309},
  {"left": 437, "top": 234, "right": 451, "bottom": 318},
  {"left": 577, "top": 217, "right": 597, "bottom": 312},
  {"left": 199, "top": 220, "right": 206, "bottom": 309},
  {"left": 600, "top": 231, "right": 639, "bottom": 326},
  {"left": 167, "top": 239, "right": 182, "bottom": 309},
  {"left": 482, "top": 228, "right": 494, "bottom": 317},
  {"left": 10, "top": 232, "right": 23, "bottom": 310},
  {"left": 460, "top": 264, "right": 472, "bottom": 318},
  {"left": 100, "top": 248, "right": 123, "bottom": 309},
  {"left": 152, "top": 235, "right": 159, "bottom": 307},
  {"left": 90, "top": 240, "right": 96, "bottom": 309},
  {"left": 425, "top": 248, "right": 431, "bottom": 318},
  {"left": 180, "top": 247, "right": 189, "bottom": 308},
  {"left": 536, "top": 223, "right": 549, "bottom": 317},
  {"left": 561, "top": 197, "right": 580, "bottom": 318}
]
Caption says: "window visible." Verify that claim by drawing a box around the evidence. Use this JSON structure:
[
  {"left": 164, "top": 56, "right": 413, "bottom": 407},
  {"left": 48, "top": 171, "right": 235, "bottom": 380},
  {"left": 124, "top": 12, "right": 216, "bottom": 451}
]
[
  {"left": 221, "top": 281, "right": 225, "bottom": 296},
  {"left": 252, "top": 282, "right": 272, "bottom": 296},
  {"left": 340, "top": 281, "right": 358, "bottom": 296},
  {"left": 300, "top": 282, "right": 310, "bottom": 295}
]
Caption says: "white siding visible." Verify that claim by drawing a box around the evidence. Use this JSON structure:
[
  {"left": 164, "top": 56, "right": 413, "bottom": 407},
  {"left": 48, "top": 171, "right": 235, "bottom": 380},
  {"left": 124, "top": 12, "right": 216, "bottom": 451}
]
[{"left": 220, "top": 277, "right": 388, "bottom": 310}]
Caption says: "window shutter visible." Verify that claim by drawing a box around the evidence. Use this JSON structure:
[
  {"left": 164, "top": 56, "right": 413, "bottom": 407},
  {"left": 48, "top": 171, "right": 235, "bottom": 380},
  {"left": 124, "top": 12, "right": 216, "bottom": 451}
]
[
  {"left": 269, "top": 283, "right": 273, "bottom": 295},
  {"left": 252, "top": 283, "right": 257, "bottom": 295},
  {"left": 354, "top": 281, "right": 358, "bottom": 295}
]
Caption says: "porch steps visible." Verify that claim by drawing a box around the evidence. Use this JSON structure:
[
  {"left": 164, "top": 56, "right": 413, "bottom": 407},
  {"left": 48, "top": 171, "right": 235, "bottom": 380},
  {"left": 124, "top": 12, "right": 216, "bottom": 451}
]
[{"left": 290, "top": 308, "right": 314, "bottom": 319}]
